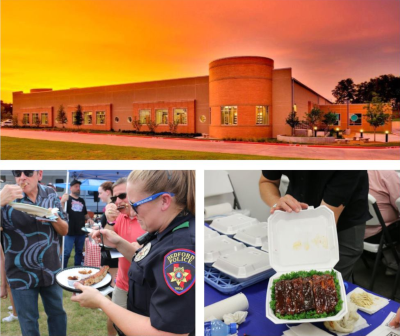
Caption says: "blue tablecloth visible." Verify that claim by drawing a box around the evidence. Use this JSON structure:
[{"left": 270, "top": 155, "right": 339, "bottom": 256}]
[{"left": 205, "top": 279, "right": 400, "bottom": 336}]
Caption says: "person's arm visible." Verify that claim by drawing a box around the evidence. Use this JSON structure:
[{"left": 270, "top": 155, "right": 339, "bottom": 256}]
[
  {"left": 71, "top": 284, "right": 188, "bottom": 336},
  {"left": 0, "top": 245, "right": 7, "bottom": 299},
  {"left": 51, "top": 216, "right": 69, "bottom": 236},
  {"left": 321, "top": 200, "right": 344, "bottom": 224},
  {"left": 91, "top": 229, "right": 138, "bottom": 261},
  {"left": 60, "top": 193, "right": 69, "bottom": 209},
  {"left": 259, "top": 173, "right": 308, "bottom": 214}
]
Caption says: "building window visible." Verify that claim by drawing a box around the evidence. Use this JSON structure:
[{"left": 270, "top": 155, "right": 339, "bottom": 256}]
[
  {"left": 333, "top": 113, "right": 341, "bottom": 126},
  {"left": 221, "top": 106, "right": 237, "bottom": 125},
  {"left": 32, "top": 113, "right": 39, "bottom": 125},
  {"left": 350, "top": 113, "right": 362, "bottom": 126},
  {"left": 174, "top": 108, "right": 187, "bottom": 125},
  {"left": 139, "top": 109, "right": 151, "bottom": 124},
  {"left": 72, "top": 112, "right": 77, "bottom": 124},
  {"left": 22, "top": 113, "right": 29, "bottom": 125},
  {"left": 156, "top": 109, "right": 168, "bottom": 125},
  {"left": 256, "top": 106, "right": 269, "bottom": 125},
  {"left": 96, "top": 111, "right": 106, "bottom": 125},
  {"left": 41, "top": 113, "right": 48, "bottom": 125},
  {"left": 127, "top": 116, "right": 132, "bottom": 123},
  {"left": 83, "top": 111, "right": 92, "bottom": 125}
]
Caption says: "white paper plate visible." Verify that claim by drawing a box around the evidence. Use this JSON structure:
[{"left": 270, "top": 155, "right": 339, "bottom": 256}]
[
  {"left": 204, "top": 235, "right": 246, "bottom": 265},
  {"left": 347, "top": 287, "right": 389, "bottom": 314},
  {"left": 212, "top": 247, "right": 271, "bottom": 282},
  {"left": 234, "top": 222, "right": 268, "bottom": 247},
  {"left": 56, "top": 266, "right": 111, "bottom": 293},
  {"left": 10, "top": 202, "right": 58, "bottom": 219},
  {"left": 265, "top": 268, "right": 348, "bottom": 324}
]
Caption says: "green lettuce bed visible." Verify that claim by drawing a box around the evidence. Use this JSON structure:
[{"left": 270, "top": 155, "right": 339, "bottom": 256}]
[{"left": 269, "top": 270, "right": 343, "bottom": 320}]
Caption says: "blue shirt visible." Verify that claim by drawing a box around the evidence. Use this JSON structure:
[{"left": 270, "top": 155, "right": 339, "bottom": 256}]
[{"left": 1, "top": 184, "right": 66, "bottom": 289}]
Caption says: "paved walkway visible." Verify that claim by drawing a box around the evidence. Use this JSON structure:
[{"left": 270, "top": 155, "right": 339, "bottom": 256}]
[{"left": 1, "top": 129, "right": 399, "bottom": 160}]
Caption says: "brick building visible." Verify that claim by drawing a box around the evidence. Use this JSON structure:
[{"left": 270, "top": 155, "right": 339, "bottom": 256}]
[{"left": 13, "top": 56, "right": 392, "bottom": 138}]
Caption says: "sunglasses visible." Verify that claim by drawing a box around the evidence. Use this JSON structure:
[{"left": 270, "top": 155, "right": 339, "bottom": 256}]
[
  {"left": 129, "top": 192, "right": 175, "bottom": 214},
  {"left": 110, "top": 193, "right": 127, "bottom": 203},
  {"left": 12, "top": 170, "right": 36, "bottom": 178}
]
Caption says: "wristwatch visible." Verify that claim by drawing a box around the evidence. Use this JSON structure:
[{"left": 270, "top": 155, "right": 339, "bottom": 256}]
[{"left": 107, "top": 221, "right": 116, "bottom": 226}]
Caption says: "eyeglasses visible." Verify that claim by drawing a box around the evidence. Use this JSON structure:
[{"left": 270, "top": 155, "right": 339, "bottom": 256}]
[
  {"left": 12, "top": 170, "right": 36, "bottom": 178},
  {"left": 110, "top": 193, "right": 127, "bottom": 203},
  {"left": 130, "top": 192, "right": 175, "bottom": 214}
]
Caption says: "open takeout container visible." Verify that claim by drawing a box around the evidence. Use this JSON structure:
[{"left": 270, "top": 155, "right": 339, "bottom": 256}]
[
  {"left": 209, "top": 214, "right": 258, "bottom": 237},
  {"left": 204, "top": 235, "right": 246, "bottom": 266},
  {"left": 212, "top": 247, "right": 272, "bottom": 282},
  {"left": 265, "top": 206, "right": 348, "bottom": 324},
  {"left": 234, "top": 222, "right": 268, "bottom": 248}
]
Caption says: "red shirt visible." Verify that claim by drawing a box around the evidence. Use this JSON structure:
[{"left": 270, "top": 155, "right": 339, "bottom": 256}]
[{"left": 114, "top": 214, "right": 146, "bottom": 291}]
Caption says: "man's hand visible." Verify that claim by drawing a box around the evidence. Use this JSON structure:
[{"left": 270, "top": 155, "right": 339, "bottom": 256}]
[
  {"left": 1, "top": 285, "right": 7, "bottom": 299},
  {"left": 60, "top": 193, "right": 69, "bottom": 204},
  {"left": 389, "top": 308, "right": 400, "bottom": 329},
  {"left": 105, "top": 203, "right": 119, "bottom": 223},
  {"left": 270, "top": 195, "right": 308, "bottom": 214},
  {"left": 91, "top": 229, "right": 121, "bottom": 248},
  {"left": 0, "top": 185, "right": 23, "bottom": 207},
  {"left": 87, "top": 218, "right": 94, "bottom": 225}
]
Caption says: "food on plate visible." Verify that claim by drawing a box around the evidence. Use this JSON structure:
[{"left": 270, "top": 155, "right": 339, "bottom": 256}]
[
  {"left": 78, "top": 266, "right": 109, "bottom": 286},
  {"left": 78, "top": 269, "right": 92, "bottom": 275},
  {"left": 324, "top": 300, "right": 359, "bottom": 333},
  {"left": 270, "top": 270, "right": 343, "bottom": 320},
  {"left": 68, "top": 276, "right": 79, "bottom": 280},
  {"left": 67, "top": 275, "right": 81, "bottom": 286},
  {"left": 350, "top": 291, "right": 374, "bottom": 309}
]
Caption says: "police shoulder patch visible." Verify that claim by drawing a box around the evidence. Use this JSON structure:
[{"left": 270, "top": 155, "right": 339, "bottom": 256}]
[{"left": 163, "top": 248, "right": 195, "bottom": 296}]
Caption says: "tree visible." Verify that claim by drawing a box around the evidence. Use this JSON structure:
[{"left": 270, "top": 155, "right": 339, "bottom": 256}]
[
  {"left": 12, "top": 115, "right": 19, "bottom": 127},
  {"left": 56, "top": 105, "right": 68, "bottom": 128},
  {"left": 34, "top": 115, "right": 41, "bottom": 128},
  {"left": 168, "top": 120, "right": 179, "bottom": 134},
  {"left": 146, "top": 117, "right": 159, "bottom": 133},
  {"left": 132, "top": 117, "right": 142, "bottom": 132},
  {"left": 285, "top": 110, "right": 300, "bottom": 136},
  {"left": 73, "top": 105, "right": 83, "bottom": 128},
  {"left": 363, "top": 93, "right": 391, "bottom": 142},
  {"left": 21, "top": 115, "right": 28, "bottom": 127},
  {"left": 332, "top": 78, "right": 357, "bottom": 103},
  {"left": 322, "top": 111, "right": 338, "bottom": 130},
  {"left": 303, "top": 107, "right": 323, "bottom": 130}
]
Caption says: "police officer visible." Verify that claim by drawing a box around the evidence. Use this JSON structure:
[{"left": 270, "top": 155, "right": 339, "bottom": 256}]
[{"left": 72, "top": 171, "right": 195, "bottom": 336}]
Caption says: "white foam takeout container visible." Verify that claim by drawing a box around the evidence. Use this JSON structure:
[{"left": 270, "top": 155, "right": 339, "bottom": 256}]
[
  {"left": 204, "top": 226, "right": 220, "bottom": 240},
  {"left": 213, "top": 247, "right": 272, "bottom": 282},
  {"left": 234, "top": 222, "right": 268, "bottom": 248},
  {"left": 204, "top": 235, "right": 246, "bottom": 266},
  {"left": 265, "top": 206, "right": 348, "bottom": 324},
  {"left": 209, "top": 214, "right": 259, "bottom": 236}
]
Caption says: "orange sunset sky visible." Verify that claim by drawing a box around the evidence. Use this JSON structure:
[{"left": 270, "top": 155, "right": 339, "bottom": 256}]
[{"left": 1, "top": 0, "right": 399, "bottom": 103}]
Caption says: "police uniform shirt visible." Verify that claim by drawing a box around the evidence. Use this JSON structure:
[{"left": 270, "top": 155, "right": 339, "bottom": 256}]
[
  {"left": 0, "top": 184, "right": 66, "bottom": 289},
  {"left": 127, "top": 212, "right": 195, "bottom": 334},
  {"left": 262, "top": 170, "right": 371, "bottom": 232}
]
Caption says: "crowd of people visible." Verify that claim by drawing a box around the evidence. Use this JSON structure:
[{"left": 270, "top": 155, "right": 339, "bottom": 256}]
[{"left": 0, "top": 170, "right": 196, "bottom": 336}]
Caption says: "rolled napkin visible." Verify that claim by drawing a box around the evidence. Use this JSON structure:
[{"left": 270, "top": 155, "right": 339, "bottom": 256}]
[
  {"left": 223, "top": 311, "right": 248, "bottom": 325},
  {"left": 204, "top": 203, "right": 233, "bottom": 219},
  {"left": 204, "top": 293, "right": 249, "bottom": 322}
]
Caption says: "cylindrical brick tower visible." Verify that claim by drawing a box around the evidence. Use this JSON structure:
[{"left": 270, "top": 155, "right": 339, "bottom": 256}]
[{"left": 209, "top": 56, "right": 274, "bottom": 139}]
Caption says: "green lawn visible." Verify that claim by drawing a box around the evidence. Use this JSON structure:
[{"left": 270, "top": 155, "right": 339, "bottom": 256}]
[
  {"left": 1, "top": 136, "right": 304, "bottom": 160},
  {"left": 0, "top": 250, "right": 108, "bottom": 336}
]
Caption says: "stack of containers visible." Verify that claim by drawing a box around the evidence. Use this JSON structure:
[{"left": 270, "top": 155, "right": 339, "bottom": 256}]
[{"left": 265, "top": 206, "right": 348, "bottom": 324}]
